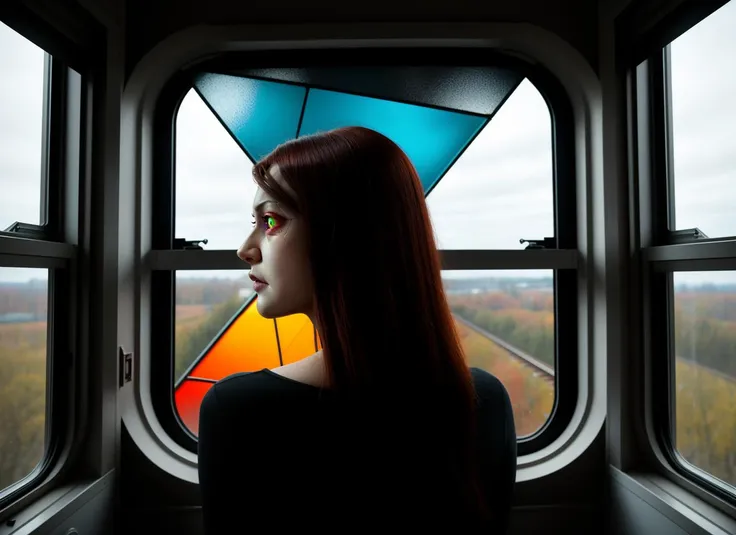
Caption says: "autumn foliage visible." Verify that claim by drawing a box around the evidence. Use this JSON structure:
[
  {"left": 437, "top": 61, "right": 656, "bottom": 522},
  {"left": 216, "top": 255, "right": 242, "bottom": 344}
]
[
  {"left": 0, "top": 321, "right": 46, "bottom": 491},
  {"left": 1, "top": 278, "right": 735, "bottom": 494},
  {"left": 448, "top": 290, "right": 555, "bottom": 367}
]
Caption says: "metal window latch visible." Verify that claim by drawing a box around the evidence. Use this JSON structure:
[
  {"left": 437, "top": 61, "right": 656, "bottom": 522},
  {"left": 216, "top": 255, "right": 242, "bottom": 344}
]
[
  {"left": 519, "top": 237, "right": 555, "bottom": 250},
  {"left": 173, "top": 238, "right": 208, "bottom": 250},
  {"left": 119, "top": 347, "right": 133, "bottom": 388},
  {"left": 2, "top": 221, "right": 48, "bottom": 240},
  {"left": 669, "top": 228, "right": 709, "bottom": 244}
]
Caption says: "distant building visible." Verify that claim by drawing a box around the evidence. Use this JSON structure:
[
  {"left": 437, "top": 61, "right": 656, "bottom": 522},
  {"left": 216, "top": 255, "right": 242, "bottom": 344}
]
[{"left": 0, "top": 312, "right": 38, "bottom": 324}]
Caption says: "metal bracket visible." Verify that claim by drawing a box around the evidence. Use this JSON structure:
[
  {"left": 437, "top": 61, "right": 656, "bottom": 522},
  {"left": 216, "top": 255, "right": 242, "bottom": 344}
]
[
  {"left": 519, "top": 237, "right": 556, "bottom": 250},
  {"left": 668, "top": 227, "right": 710, "bottom": 244},
  {"left": 173, "top": 238, "right": 209, "bottom": 250},
  {"left": 118, "top": 346, "right": 133, "bottom": 388}
]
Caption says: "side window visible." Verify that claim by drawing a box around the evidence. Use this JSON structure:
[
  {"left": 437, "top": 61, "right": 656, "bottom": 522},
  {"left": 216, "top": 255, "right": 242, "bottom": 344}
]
[
  {"left": 0, "top": 268, "right": 48, "bottom": 492},
  {"left": 0, "top": 25, "right": 45, "bottom": 231},
  {"left": 667, "top": 1, "right": 736, "bottom": 493},
  {"left": 0, "top": 20, "right": 81, "bottom": 504},
  {"left": 152, "top": 61, "right": 576, "bottom": 453},
  {"left": 669, "top": 2, "right": 736, "bottom": 239},
  {"left": 0, "top": 23, "right": 49, "bottom": 496},
  {"left": 672, "top": 272, "right": 736, "bottom": 489},
  {"left": 638, "top": 0, "right": 736, "bottom": 500}
]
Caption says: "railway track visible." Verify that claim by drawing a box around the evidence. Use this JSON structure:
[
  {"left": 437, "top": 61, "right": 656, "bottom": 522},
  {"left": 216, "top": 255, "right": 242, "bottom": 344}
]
[
  {"left": 454, "top": 315, "right": 736, "bottom": 387},
  {"left": 452, "top": 314, "right": 555, "bottom": 384}
]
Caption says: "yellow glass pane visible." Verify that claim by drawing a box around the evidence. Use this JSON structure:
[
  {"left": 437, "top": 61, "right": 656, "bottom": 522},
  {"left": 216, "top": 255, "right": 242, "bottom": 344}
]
[{"left": 275, "top": 314, "right": 317, "bottom": 365}]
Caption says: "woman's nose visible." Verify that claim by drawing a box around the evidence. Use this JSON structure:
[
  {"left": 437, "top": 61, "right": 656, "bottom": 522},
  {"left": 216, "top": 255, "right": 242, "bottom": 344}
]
[{"left": 238, "top": 245, "right": 261, "bottom": 265}]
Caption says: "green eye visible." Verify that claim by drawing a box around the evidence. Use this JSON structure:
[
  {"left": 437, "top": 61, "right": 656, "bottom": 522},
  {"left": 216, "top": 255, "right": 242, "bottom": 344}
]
[{"left": 266, "top": 216, "right": 276, "bottom": 229}]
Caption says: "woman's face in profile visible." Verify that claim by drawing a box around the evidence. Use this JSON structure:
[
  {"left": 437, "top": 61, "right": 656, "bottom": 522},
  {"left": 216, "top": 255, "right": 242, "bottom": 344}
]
[{"left": 237, "top": 165, "right": 314, "bottom": 319}]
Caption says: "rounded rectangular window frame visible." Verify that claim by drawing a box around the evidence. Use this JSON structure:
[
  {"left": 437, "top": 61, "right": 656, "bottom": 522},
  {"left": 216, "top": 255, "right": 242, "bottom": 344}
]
[{"left": 148, "top": 47, "right": 579, "bottom": 458}]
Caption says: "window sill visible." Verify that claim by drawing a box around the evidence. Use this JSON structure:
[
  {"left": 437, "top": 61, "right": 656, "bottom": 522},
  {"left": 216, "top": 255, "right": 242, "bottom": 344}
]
[
  {"left": 610, "top": 467, "right": 736, "bottom": 535},
  {"left": 0, "top": 471, "right": 114, "bottom": 535}
]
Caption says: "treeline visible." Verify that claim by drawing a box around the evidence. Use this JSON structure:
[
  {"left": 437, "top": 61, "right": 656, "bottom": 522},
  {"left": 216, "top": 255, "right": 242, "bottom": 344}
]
[
  {"left": 456, "top": 320, "right": 553, "bottom": 437},
  {"left": 0, "top": 281, "right": 47, "bottom": 318},
  {"left": 0, "top": 323, "right": 46, "bottom": 491},
  {"left": 675, "top": 293, "right": 736, "bottom": 377},
  {"left": 449, "top": 289, "right": 736, "bottom": 380},
  {"left": 1, "top": 284, "right": 735, "bottom": 493},
  {"left": 174, "top": 295, "right": 246, "bottom": 380},
  {"left": 675, "top": 358, "right": 736, "bottom": 486},
  {"left": 176, "top": 277, "right": 248, "bottom": 306},
  {"left": 448, "top": 291, "right": 555, "bottom": 367}
]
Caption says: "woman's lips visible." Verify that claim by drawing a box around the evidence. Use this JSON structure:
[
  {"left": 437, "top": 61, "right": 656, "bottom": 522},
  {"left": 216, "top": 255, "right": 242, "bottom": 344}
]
[{"left": 249, "top": 273, "right": 267, "bottom": 292}]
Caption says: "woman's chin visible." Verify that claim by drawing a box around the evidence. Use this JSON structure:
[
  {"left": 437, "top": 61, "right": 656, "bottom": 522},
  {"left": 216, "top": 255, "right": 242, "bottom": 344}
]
[
  {"left": 255, "top": 300, "right": 276, "bottom": 319},
  {"left": 255, "top": 298, "right": 288, "bottom": 319}
]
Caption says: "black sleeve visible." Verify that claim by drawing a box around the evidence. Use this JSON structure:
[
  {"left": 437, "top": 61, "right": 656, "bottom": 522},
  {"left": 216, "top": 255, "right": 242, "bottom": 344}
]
[
  {"left": 197, "top": 385, "right": 230, "bottom": 535},
  {"left": 472, "top": 369, "right": 517, "bottom": 534},
  {"left": 197, "top": 374, "right": 288, "bottom": 534}
]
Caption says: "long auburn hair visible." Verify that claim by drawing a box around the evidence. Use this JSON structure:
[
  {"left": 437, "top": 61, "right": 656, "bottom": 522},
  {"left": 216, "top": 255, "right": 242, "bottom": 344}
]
[{"left": 252, "top": 126, "right": 488, "bottom": 521}]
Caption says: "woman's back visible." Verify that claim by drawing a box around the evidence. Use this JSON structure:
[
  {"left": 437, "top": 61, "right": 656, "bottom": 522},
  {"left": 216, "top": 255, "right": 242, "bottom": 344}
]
[
  {"left": 198, "top": 366, "right": 516, "bottom": 532},
  {"left": 198, "top": 126, "right": 517, "bottom": 532}
]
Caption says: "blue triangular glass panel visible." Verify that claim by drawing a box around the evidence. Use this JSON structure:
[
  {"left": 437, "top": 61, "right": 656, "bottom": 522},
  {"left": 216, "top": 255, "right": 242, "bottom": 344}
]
[
  {"left": 298, "top": 89, "right": 487, "bottom": 192},
  {"left": 193, "top": 73, "right": 306, "bottom": 162}
]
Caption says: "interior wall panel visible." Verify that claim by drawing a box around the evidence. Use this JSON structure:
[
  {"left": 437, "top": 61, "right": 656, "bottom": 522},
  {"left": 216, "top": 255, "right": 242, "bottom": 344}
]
[{"left": 123, "top": 0, "right": 599, "bottom": 79}]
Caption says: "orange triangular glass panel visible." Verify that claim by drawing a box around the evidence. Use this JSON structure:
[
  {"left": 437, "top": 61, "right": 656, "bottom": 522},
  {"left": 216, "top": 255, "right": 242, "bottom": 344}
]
[
  {"left": 175, "top": 297, "right": 320, "bottom": 437},
  {"left": 186, "top": 299, "right": 280, "bottom": 380}
]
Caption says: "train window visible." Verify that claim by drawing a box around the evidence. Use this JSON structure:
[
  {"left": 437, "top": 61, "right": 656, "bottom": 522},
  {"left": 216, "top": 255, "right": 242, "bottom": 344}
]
[
  {"left": 672, "top": 271, "right": 736, "bottom": 491},
  {"left": 153, "top": 56, "right": 577, "bottom": 454},
  {"left": 668, "top": 1, "right": 736, "bottom": 240},
  {"left": 427, "top": 80, "right": 553, "bottom": 250},
  {"left": 0, "top": 16, "right": 81, "bottom": 508},
  {"left": 637, "top": 0, "right": 736, "bottom": 504},
  {"left": 0, "top": 22, "right": 46, "bottom": 232},
  {"left": 0, "top": 268, "right": 48, "bottom": 494}
]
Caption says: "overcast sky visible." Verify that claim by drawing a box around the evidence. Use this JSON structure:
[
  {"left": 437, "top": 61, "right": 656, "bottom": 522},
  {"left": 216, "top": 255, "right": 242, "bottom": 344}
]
[{"left": 2, "top": 1, "right": 736, "bottom": 286}]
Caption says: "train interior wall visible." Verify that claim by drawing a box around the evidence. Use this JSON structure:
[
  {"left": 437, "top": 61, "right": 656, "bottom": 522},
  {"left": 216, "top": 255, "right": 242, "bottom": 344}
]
[{"left": 3, "top": 0, "right": 734, "bottom": 533}]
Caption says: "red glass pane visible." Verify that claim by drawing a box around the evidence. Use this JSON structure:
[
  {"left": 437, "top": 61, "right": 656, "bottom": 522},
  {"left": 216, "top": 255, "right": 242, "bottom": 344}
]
[{"left": 175, "top": 379, "right": 215, "bottom": 435}]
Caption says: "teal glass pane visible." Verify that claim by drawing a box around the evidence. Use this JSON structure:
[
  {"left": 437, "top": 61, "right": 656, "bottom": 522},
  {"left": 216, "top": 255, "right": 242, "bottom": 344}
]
[
  {"left": 299, "top": 89, "right": 487, "bottom": 191},
  {"left": 193, "top": 73, "right": 306, "bottom": 161}
]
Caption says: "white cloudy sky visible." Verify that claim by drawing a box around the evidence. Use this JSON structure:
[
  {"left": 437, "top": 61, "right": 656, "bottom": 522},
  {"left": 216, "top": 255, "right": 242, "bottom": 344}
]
[{"left": 2, "top": 1, "right": 736, "bottom": 287}]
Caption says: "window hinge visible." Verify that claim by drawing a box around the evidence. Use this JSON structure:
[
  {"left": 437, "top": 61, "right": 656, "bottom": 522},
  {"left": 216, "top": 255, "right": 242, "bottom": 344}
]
[
  {"left": 669, "top": 227, "right": 709, "bottom": 244},
  {"left": 118, "top": 346, "right": 133, "bottom": 387},
  {"left": 519, "top": 237, "right": 556, "bottom": 250},
  {"left": 173, "top": 238, "right": 208, "bottom": 250},
  {"left": 1, "top": 221, "right": 48, "bottom": 240}
]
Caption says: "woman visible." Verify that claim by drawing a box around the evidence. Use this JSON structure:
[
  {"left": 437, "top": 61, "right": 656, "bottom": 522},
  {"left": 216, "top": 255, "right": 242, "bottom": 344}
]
[{"left": 198, "top": 126, "right": 516, "bottom": 532}]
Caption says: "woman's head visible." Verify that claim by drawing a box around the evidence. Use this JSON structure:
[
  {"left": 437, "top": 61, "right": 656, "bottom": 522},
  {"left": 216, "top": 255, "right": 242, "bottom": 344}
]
[
  {"left": 240, "top": 126, "right": 464, "bottom": 389},
  {"left": 239, "top": 126, "right": 438, "bottom": 337}
]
